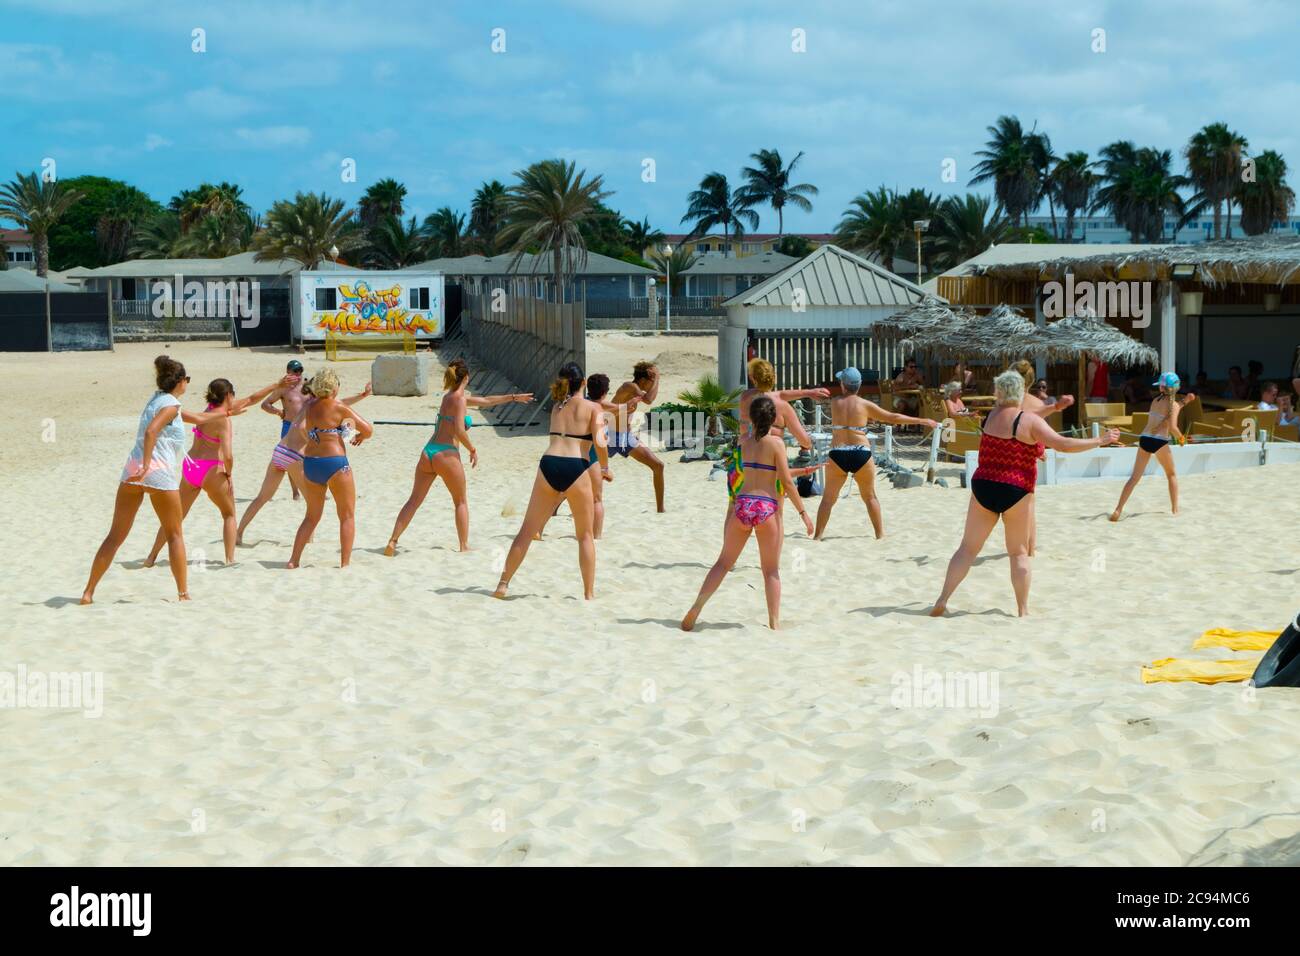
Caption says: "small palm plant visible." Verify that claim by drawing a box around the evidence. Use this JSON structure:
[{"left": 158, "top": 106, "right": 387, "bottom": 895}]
[{"left": 678, "top": 374, "right": 741, "bottom": 437}]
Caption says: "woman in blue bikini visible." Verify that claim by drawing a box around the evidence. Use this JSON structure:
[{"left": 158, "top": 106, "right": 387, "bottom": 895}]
[
  {"left": 493, "top": 362, "right": 608, "bottom": 600},
  {"left": 289, "top": 369, "right": 374, "bottom": 569},
  {"left": 682, "top": 396, "right": 812, "bottom": 631},
  {"left": 384, "top": 358, "right": 531, "bottom": 555}
]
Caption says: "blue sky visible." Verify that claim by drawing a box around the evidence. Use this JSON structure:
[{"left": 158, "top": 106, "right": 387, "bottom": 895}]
[{"left": 3, "top": 0, "right": 1298, "bottom": 233}]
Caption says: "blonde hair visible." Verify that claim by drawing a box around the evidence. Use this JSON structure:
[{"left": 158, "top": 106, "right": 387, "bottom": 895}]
[
  {"left": 307, "top": 368, "right": 340, "bottom": 398},
  {"left": 1011, "top": 359, "right": 1034, "bottom": 388},
  {"left": 942, "top": 381, "right": 963, "bottom": 400},
  {"left": 993, "top": 370, "right": 1025, "bottom": 407},
  {"left": 443, "top": 358, "right": 469, "bottom": 390},
  {"left": 748, "top": 357, "right": 775, "bottom": 391}
]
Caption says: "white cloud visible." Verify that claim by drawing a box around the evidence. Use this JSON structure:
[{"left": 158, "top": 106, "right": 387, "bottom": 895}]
[{"left": 144, "top": 133, "right": 172, "bottom": 151}]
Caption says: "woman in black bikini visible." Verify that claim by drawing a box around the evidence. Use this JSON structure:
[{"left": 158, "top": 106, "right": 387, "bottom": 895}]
[
  {"left": 493, "top": 362, "right": 609, "bottom": 600},
  {"left": 929, "top": 370, "right": 1117, "bottom": 618},
  {"left": 1110, "top": 372, "right": 1189, "bottom": 521},
  {"left": 814, "top": 366, "right": 937, "bottom": 540}
]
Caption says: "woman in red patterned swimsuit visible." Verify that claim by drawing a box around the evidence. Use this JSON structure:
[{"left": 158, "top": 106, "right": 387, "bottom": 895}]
[{"left": 930, "top": 370, "right": 1118, "bottom": 617}]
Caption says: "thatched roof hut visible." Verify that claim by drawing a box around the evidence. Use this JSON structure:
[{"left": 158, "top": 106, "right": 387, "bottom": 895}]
[
  {"left": 1038, "top": 315, "right": 1159, "bottom": 368},
  {"left": 897, "top": 304, "right": 1041, "bottom": 362},
  {"left": 971, "top": 235, "right": 1300, "bottom": 288}
]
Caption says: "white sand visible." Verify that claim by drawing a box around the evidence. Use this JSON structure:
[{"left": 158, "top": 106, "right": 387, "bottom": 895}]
[{"left": 3, "top": 336, "right": 1299, "bottom": 866}]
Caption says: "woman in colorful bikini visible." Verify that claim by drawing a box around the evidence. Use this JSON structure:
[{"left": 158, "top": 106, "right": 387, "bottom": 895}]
[
  {"left": 236, "top": 376, "right": 371, "bottom": 545},
  {"left": 288, "top": 369, "right": 374, "bottom": 569},
  {"left": 144, "top": 374, "right": 286, "bottom": 567},
  {"left": 929, "top": 370, "right": 1118, "bottom": 618},
  {"left": 383, "top": 358, "right": 531, "bottom": 555},
  {"left": 814, "top": 366, "right": 938, "bottom": 541},
  {"left": 81, "top": 356, "right": 251, "bottom": 604},
  {"left": 493, "top": 362, "right": 608, "bottom": 600},
  {"left": 1110, "top": 372, "right": 1190, "bottom": 522},
  {"left": 682, "top": 396, "right": 812, "bottom": 631}
]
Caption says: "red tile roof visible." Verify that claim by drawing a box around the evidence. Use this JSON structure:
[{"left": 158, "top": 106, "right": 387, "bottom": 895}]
[{"left": 0, "top": 228, "right": 33, "bottom": 244}]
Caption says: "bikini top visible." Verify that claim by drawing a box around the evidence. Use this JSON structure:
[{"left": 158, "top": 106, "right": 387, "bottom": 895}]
[
  {"left": 832, "top": 424, "right": 869, "bottom": 433},
  {"left": 309, "top": 424, "right": 346, "bottom": 443},
  {"left": 440, "top": 413, "right": 472, "bottom": 428},
  {"left": 193, "top": 404, "right": 222, "bottom": 444},
  {"left": 550, "top": 431, "right": 593, "bottom": 440}
]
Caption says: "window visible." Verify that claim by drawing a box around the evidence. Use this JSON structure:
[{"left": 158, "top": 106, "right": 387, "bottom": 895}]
[
  {"left": 409, "top": 286, "right": 430, "bottom": 310},
  {"left": 697, "top": 243, "right": 710, "bottom": 252},
  {"left": 315, "top": 288, "right": 337, "bottom": 310},
  {"left": 122, "top": 278, "right": 137, "bottom": 300}
]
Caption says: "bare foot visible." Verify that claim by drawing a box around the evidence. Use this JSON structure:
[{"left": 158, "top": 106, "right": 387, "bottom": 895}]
[
  {"left": 143, "top": 556, "right": 157, "bottom": 568},
  {"left": 178, "top": 592, "right": 191, "bottom": 602},
  {"left": 928, "top": 603, "right": 947, "bottom": 617},
  {"left": 287, "top": 562, "right": 298, "bottom": 570},
  {"left": 79, "top": 593, "right": 93, "bottom": 606},
  {"left": 681, "top": 606, "right": 700, "bottom": 631},
  {"left": 492, "top": 581, "right": 508, "bottom": 599},
  {"left": 383, "top": 540, "right": 397, "bottom": 557},
  {"left": 458, "top": 545, "right": 472, "bottom": 552},
  {"left": 1109, "top": 511, "right": 1121, "bottom": 522}
]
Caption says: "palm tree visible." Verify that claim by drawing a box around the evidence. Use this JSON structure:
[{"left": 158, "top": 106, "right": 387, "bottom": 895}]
[
  {"left": 169, "top": 182, "right": 248, "bottom": 232},
  {"left": 363, "top": 214, "right": 429, "bottom": 268},
  {"left": 1185, "top": 123, "right": 1248, "bottom": 239},
  {"left": 648, "top": 244, "right": 697, "bottom": 294},
  {"left": 1049, "top": 151, "right": 1097, "bottom": 242},
  {"left": 835, "top": 187, "right": 906, "bottom": 272},
  {"left": 180, "top": 210, "right": 250, "bottom": 258},
  {"left": 1236, "top": 150, "right": 1296, "bottom": 236},
  {"left": 358, "top": 178, "right": 407, "bottom": 230},
  {"left": 421, "top": 207, "right": 468, "bottom": 259},
  {"left": 677, "top": 374, "right": 742, "bottom": 435},
  {"left": 736, "top": 148, "right": 818, "bottom": 236},
  {"left": 95, "top": 189, "right": 156, "bottom": 264},
  {"left": 129, "top": 211, "right": 186, "bottom": 258},
  {"left": 680, "top": 172, "right": 758, "bottom": 257},
  {"left": 929, "top": 194, "right": 1013, "bottom": 269},
  {"left": 253, "top": 192, "right": 362, "bottom": 268},
  {"left": 498, "top": 158, "right": 612, "bottom": 298},
  {"left": 1094, "top": 145, "right": 1188, "bottom": 242},
  {"left": 469, "top": 180, "right": 507, "bottom": 254},
  {"left": 621, "top": 216, "right": 664, "bottom": 258},
  {"left": 1027, "top": 129, "right": 1057, "bottom": 236},
  {"left": 0, "top": 171, "right": 84, "bottom": 276},
  {"left": 969, "top": 116, "right": 1042, "bottom": 228}
]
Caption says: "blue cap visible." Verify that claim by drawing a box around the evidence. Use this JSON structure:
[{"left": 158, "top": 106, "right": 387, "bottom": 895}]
[
  {"left": 836, "top": 367, "right": 862, "bottom": 388},
  {"left": 1153, "top": 372, "right": 1180, "bottom": 389}
]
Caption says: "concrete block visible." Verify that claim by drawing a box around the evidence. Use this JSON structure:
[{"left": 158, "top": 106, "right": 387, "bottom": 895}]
[{"left": 371, "top": 353, "right": 430, "bottom": 397}]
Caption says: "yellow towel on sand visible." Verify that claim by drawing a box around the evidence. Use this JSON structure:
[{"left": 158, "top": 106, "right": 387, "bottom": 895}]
[{"left": 1141, "top": 628, "right": 1278, "bottom": 684}]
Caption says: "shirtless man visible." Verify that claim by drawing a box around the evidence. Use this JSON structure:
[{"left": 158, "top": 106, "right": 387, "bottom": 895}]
[
  {"left": 236, "top": 366, "right": 371, "bottom": 544},
  {"left": 608, "top": 361, "right": 667, "bottom": 512}
]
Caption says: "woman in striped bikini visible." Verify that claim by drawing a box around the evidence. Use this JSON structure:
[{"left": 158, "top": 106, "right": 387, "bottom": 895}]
[
  {"left": 814, "top": 366, "right": 938, "bottom": 541},
  {"left": 929, "top": 370, "right": 1118, "bottom": 618},
  {"left": 682, "top": 396, "right": 812, "bottom": 631},
  {"left": 288, "top": 369, "right": 374, "bottom": 569},
  {"left": 143, "top": 375, "right": 286, "bottom": 567},
  {"left": 384, "top": 359, "right": 531, "bottom": 555}
]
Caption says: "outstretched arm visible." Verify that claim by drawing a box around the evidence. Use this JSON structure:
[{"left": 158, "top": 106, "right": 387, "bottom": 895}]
[
  {"left": 777, "top": 398, "right": 814, "bottom": 450},
  {"left": 1028, "top": 413, "right": 1117, "bottom": 452},
  {"left": 466, "top": 390, "right": 532, "bottom": 408},
  {"left": 233, "top": 375, "right": 296, "bottom": 413},
  {"left": 777, "top": 387, "right": 831, "bottom": 401},
  {"left": 864, "top": 399, "right": 937, "bottom": 430},
  {"left": 342, "top": 382, "right": 372, "bottom": 406}
]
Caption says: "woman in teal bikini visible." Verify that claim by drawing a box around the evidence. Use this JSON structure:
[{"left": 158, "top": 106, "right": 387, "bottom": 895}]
[
  {"left": 384, "top": 359, "right": 531, "bottom": 555},
  {"left": 289, "top": 369, "right": 374, "bottom": 569}
]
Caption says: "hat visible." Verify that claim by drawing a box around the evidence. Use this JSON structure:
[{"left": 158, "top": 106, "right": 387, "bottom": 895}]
[
  {"left": 836, "top": 367, "right": 862, "bottom": 388},
  {"left": 287, "top": 359, "right": 304, "bottom": 373},
  {"left": 1152, "top": 371, "right": 1180, "bottom": 389}
]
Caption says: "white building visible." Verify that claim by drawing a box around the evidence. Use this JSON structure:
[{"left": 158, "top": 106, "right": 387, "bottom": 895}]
[
  {"left": 1027, "top": 213, "right": 1300, "bottom": 245},
  {"left": 1, "top": 228, "right": 35, "bottom": 269}
]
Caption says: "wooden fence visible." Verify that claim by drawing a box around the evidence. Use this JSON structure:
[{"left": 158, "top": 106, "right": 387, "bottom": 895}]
[
  {"left": 465, "top": 281, "right": 587, "bottom": 429},
  {"left": 751, "top": 329, "right": 904, "bottom": 389}
]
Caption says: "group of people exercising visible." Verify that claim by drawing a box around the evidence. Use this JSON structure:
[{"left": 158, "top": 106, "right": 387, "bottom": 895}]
[{"left": 81, "top": 353, "right": 1187, "bottom": 629}]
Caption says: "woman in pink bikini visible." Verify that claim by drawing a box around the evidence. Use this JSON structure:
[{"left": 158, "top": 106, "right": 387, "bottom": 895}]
[
  {"left": 144, "top": 375, "right": 285, "bottom": 567},
  {"left": 682, "top": 396, "right": 813, "bottom": 631},
  {"left": 81, "top": 356, "right": 262, "bottom": 604}
]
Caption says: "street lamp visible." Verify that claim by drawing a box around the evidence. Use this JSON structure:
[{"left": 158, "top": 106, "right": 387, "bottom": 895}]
[
  {"left": 912, "top": 220, "right": 930, "bottom": 288},
  {"left": 663, "top": 243, "right": 673, "bottom": 333}
]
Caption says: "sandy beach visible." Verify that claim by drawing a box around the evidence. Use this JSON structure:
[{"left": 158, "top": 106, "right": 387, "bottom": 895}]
[{"left": 3, "top": 336, "right": 1299, "bottom": 866}]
